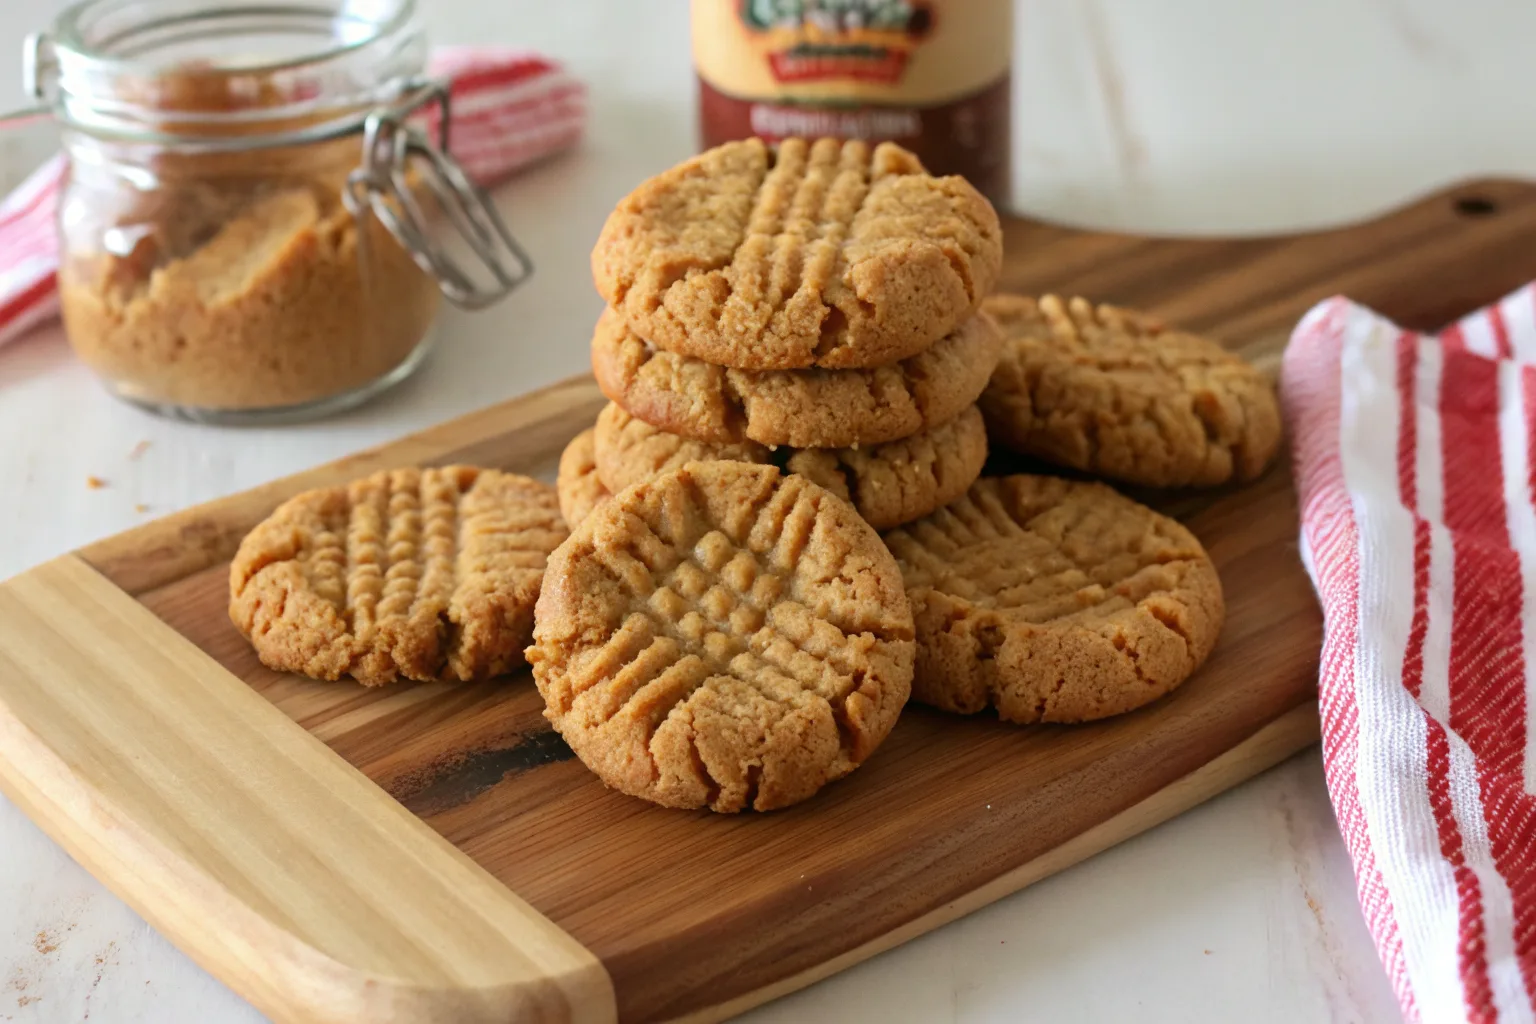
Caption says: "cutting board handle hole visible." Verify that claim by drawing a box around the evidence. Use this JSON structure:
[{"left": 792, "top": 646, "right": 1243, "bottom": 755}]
[{"left": 1455, "top": 195, "right": 1499, "bottom": 217}]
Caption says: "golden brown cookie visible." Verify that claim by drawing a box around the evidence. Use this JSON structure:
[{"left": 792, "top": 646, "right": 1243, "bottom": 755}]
[
  {"left": 593, "top": 402, "right": 988, "bottom": 531},
  {"left": 591, "top": 306, "right": 1001, "bottom": 449},
  {"left": 883, "top": 475, "right": 1224, "bottom": 723},
  {"left": 592, "top": 137, "right": 1002, "bottom": 370},
  {"left": 556, "top": 428, "right": 609, "bottom": 528},
  {"left": 230, "top": 466, "right": 566, "bottom": 686},
  {"left": 979, "top": 295, "right": 1282, "bottom": 488},
  {"left": 528, "top": 461, "right": 915, "bottom": 812}
]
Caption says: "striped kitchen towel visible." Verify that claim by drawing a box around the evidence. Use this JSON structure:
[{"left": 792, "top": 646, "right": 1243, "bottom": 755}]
[
  {"left": 1285, "top": 284, "right": 1536, "bottom": 1024},
  {"left": 0, "top": 46, "right": 585, "bottom": 349}
]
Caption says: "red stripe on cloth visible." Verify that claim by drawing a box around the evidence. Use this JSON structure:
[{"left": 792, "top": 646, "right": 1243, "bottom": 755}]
[
  {"left": 1512, "top": 361, "right": 1536, "bottom": 1002},
  {"left": 1479, "top": 773, "right": 1536, "bottom": 1007},
  {"left": 1397, "top": 332, "right": 1421, "bottom": 509},
  {"left": 1444, "top": 324, "right": 1469, "bottom": 355},
  {"left": 1526, "top": 366, "right": 1536, "bottom": 512},
  {"left": 1439, "top": 345, "right": 1536, "bottom": 1008},
  {"left": 446, "top": 58, "right": 559, "bottom": 98},
  {"left": 1490, "top": 306, "right": 1515, "bottom": 360},
  {"left": 426, "top": 105, "right": 586, "bottom": 157},
  {"left": 452, "top": 77, "right": 586, "bottom": 108},
  {"left": 1443, "top": 350, "right": 1515, "bottom": 540},
  {"left": 0, "top": 187, "right": 58, "bottom": 237},
  {"left": 4, "top": 213, "right": 60, "bottom": 257},
  {"left": 448, "top": 93, "right": 588, "bottom": 130},
  {"left": 1400, "top": 518, "right": 1434, "bottom": 703},
  {"left": 0, "top": 177, "right": 57, "bottom": 232},
  {"left": 1398, "top": 328, "right": 1498, "bottom": 1017},
  {"left": 0, "top": 272, "right": 56, "bottom": 329},
  {"left": 426, "top": 83, "right": 586, "bottom": 126},
  {"left": 452, "top": 124, "right": 587, "bottom": 164},
  {"left": 1426, "top": 721, "right": 1498, "bottom": 1023},
  {"left": 0, "top": 156, "right": 64, "bottom": 226}
]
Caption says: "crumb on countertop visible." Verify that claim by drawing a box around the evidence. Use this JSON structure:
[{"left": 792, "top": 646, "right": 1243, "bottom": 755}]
[
  {"left": 134, "top": 504, "right": 149, "bottom": 514},
  {"left": 127, "top": 440, "right": 151, "bottom": 460},
  {"left": 86, "top": 476, "right": 107, "bottom": 490}
]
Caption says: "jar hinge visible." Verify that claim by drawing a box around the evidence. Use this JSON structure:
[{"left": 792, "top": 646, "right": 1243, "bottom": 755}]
[
  {"left": 344, "top": 78, "right": 534, "bottom": 310},
  {"left": 23, "top": 32, "right": 56, "bottom": 103},
  {"left": 0, "top": 32, "right": 55, "bottom": 129}
]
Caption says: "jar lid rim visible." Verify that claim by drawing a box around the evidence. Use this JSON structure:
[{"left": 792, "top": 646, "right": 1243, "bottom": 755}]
[
  {"left": 49, "top": 0, "right": 419, "bottom": 76},
  {"left": 27, "top": 0, "right": 428, "bottom": 142}
]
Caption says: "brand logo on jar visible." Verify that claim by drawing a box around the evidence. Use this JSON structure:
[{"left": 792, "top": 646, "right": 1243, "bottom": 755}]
[{"left": 739, "top": 0, "right": 935, "bottom": 85}]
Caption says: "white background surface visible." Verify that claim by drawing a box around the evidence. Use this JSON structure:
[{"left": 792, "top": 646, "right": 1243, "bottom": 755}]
[{"left": 5, "top": 0, "right": 1536, "bottom": 1021}]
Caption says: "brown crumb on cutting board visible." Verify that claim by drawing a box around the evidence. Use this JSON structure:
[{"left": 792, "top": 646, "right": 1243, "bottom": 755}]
[{"left": 86, "top": 476, "right": 107, "bottom": 489}]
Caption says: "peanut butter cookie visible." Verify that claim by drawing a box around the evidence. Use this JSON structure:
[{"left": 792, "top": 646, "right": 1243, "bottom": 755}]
[
  {"left": 528, "top": 461, "right": 915, "bottom": 812},
  {"left": 979, "top": 295, "right": 1282, "bottom": 488},
  {"left": 591, "top": 306, "right": 1001, "bottom": 449},
  {"left": 592, "top": 137, "right": 1002, "bottom": 370},
  {"left": 883, "top": 475, "right": 1224, "bottom": 723},
  {"left": 556, "top": 428, "right": 609, "bottom": 528},
  {"left": 230, "top": 466, "right": 566, "bottom": 686},
  {"left": 593, "top": 402, "right": 988, "bottom": 531}
]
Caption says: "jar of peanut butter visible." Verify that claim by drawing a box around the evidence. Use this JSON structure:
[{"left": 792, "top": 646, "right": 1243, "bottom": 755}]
[
  {"left": 23, "top": 0, "right": 531, "bottom": 423},
  {"left": 693, "top": 0, "right": 1012, "bottom": 202}
]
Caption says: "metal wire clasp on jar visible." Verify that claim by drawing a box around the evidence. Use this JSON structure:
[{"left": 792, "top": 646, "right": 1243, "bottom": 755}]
[{"left": 21, "top": 0, "right": 532, "bottom": 424}]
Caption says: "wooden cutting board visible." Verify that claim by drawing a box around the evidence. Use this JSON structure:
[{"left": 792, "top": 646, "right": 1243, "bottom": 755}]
[{"left": 3, "top": 180, "right": 1536, "bottom": 1024}]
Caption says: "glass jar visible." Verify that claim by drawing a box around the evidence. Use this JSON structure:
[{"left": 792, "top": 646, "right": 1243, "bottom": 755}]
[{"left": 25, "top": 0, "right": 530, "bottom": 423}]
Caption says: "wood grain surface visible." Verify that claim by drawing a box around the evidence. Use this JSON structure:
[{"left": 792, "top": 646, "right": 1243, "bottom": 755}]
[
  {"left": 0, "top": 556, "right": 615, "bottom": 1024},
  {"left": 5, "top": 179, "right": 1536, "bottom": 1023}
]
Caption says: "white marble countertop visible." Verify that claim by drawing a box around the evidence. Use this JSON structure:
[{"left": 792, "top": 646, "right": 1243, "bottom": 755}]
[{"left": 7, "top": 0, "right": 1536, "bottom": 1020}]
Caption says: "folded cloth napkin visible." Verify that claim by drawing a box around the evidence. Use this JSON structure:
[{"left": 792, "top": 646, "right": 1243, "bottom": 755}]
[
  {"left": 1286, "top": 283, "right": 1536, "bottom": 1023},
  {"left": 0, "top": 46, "right": 586, "bottom": 349}
]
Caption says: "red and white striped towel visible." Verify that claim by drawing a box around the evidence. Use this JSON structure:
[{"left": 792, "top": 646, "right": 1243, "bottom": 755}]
[
  {"left": 1286, "top": 284, "right": 1536, "bottom": 1023},
  {"left": 0, "top": 46, "right": 585, "bottom": 349}
]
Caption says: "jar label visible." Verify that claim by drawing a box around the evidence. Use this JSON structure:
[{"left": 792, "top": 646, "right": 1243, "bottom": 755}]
[
  {"left": 692, "top": 0, "right": 1012, "bottom": 106},
  {"left": 693, "top": 0, "right": 1012, "bottom": 200}
]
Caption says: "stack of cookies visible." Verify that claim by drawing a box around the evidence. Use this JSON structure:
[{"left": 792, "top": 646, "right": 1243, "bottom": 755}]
[
  {"left": 557, "top": 136, "right": 1006, "bottom": 532},
  {"left": 225, "top": 136, "right": 1285, "bottom": 818},
  {"left": 534, "top": 136, "right": 1283, "bottom": 813}
]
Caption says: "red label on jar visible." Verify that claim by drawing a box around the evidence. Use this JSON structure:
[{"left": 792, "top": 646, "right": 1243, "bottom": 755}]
[{"left": 766, "top": 48, "right": 911, "bottom": 85}]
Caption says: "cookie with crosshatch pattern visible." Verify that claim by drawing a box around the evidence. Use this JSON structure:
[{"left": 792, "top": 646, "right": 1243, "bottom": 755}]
[
  {"left": 979, "top": 294, "right": 1282, "bottom": 488},
  {"left": 883, "top": 474, "right": 1225, "bottom": 723},
  {"left": 592, "top": 136, "right": 1002, "bottom": 370},
  {"left": 230, "top": 466, "right": 566, "bottom": 686},
  {"left": 527, "top": 460, "right": 915, "bottom": 812}
]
